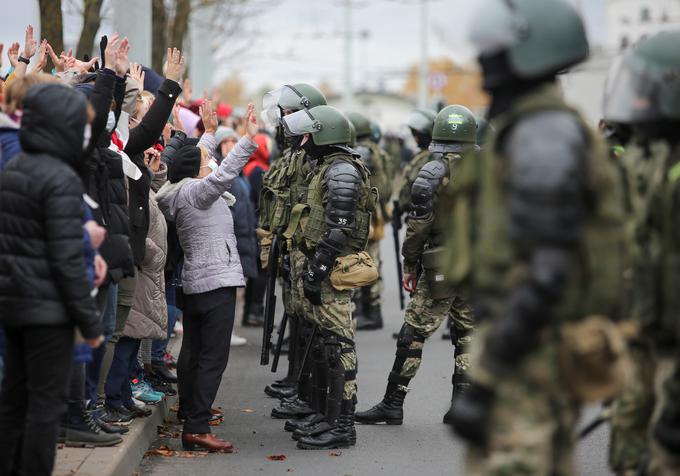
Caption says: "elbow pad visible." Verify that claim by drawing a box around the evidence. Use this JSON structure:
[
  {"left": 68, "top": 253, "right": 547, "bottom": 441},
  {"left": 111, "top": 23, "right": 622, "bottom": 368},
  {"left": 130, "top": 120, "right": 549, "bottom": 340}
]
[
  {"left": 410, "top": 159, "right": 447, "bottom": 219},
  {"left": 325, "top": 161, "right": 363, "bottom": 230},
  {"left": 308, "top": 228, "right": 347, "bottom": 282}
]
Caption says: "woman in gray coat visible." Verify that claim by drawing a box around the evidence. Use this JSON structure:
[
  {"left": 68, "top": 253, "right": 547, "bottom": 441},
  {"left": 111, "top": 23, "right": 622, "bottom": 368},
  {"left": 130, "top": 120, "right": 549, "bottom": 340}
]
[{"left": 156, "top": 102, "right": 259, "bottom": 453}]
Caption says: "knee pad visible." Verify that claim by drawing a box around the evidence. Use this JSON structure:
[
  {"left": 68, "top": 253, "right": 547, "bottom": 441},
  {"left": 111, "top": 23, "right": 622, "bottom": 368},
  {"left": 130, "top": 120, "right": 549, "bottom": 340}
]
[{"left": 396, "top": 323, "right": 425, "bottom": 348}]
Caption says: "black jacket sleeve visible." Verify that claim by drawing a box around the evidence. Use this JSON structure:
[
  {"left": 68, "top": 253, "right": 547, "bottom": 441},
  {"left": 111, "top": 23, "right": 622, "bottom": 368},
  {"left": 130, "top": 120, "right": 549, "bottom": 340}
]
[
  {"left": 44, "top": 173, "right": 102, "bottom": 339},
  {"left": 87, "top": 68, "right": 116, "bottom": 153},
  {"left": 125, "top": 79, "right": 182, "bottom": 157}
]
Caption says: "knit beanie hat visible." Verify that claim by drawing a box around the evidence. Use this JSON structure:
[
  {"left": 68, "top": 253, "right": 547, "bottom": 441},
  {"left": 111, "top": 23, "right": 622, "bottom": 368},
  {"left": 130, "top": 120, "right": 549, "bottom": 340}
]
[{"left": 168, "top": 145, "right": 201, "bottom": 183}]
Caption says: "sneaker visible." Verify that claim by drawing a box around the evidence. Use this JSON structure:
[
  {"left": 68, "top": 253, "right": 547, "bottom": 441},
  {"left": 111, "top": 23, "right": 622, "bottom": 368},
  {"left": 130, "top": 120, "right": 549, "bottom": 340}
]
[
  {"left": 100, "top": 405, "right": 134, "bottom": 426},
  {"left": 65, "top": 407, "right": 123, "bottom": 448},
  {"left": 88, "top": 407, "right": 129, "bottom": 435},
  {"left": 231, "top": 334, "right": 247, "bottom": 347},
  {"left": 174, "top": 320, "right": 184, "bottom": 336},
  {"left": 125, "top": 402, "right": 152, "bottom": 418},
  {"left": 163, "top": 352, "right": 177, "bottom": 368},
  {"left": 130, "top": 397, "right": 147, "bottom": 410},
  {"left": 147, "top": 375, "right": 177, "bottom": 396},
  {"left": 131, "top": 378, "right": 163, "bottom": 405}
]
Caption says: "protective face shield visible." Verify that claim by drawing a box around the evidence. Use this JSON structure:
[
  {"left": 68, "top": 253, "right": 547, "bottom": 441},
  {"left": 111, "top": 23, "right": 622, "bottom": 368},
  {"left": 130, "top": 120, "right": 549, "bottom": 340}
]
[
  {"left": 467, "top": 0, "right": 518, "bottom": 58},
  {"left": 82, "top": 123, "right": 92, "bottom": 150},
  {"left": 261, "top": 85, "right": 313, "bottom": 127},
  {"left": 604, "top": 49, "right": 680, "bottom": 124},
  {"left": 405, "top": 110, "right": 435, "bottom": 135},
  {"left": 281, "top": 108, "right": 322, "bottom": 138}
]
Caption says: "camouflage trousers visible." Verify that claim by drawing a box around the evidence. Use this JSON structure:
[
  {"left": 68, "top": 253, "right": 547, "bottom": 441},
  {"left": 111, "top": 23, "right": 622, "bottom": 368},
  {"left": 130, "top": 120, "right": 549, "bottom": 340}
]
[
  {"left": 466, "top": 324, "right": 579, "bottom": 476},
  {"left": 399, "top": 275, "right": 474, "bottom": 385},
  {"left": 609, "top": 344, "right": 680, "bottom": 476},
  {"left": 290, "top": 249, "right": 357, "bottom": 400}
]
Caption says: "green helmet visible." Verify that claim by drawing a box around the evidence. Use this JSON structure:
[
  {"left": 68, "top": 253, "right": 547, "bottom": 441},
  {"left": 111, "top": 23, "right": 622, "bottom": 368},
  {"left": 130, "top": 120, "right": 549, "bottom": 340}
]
[
  {"left": 370, "top": 121, "right": 382, "bottom": 143},
  {"left": 405, "top": 109, "right": 437, "bottom": 135},
  {"left": 261, "top": 83, "right": 327, "bottom": 127},
  {"left": 432, "top": 105, "right": 477, "bottom": 144},
  {"left": 348, "top": 121, "right": 357, "bottom": 147},
  {"left": 468, "top": 0, "right": 588, "bottom": 80},
  {"left": 281, "top": 105, "right": 352, "bottom": 146},
  {"left": 604, "top": 31, "right": 680, "bottom": 124},
  {"left": 346, "top": 111, "right": 373, "bottom": 138}
]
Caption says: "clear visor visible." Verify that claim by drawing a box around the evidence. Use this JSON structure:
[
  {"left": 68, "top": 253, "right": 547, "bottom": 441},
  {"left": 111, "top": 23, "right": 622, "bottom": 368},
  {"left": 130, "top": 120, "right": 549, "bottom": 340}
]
[
  {"left": 281, "top": 109, "right": 322, "bottom": 137},
  {"left": 468, "top": 0, "right": 519, "bottom": 56},
  {"left": 260, "top": 85, "right": 311, "bottom": 127},
  {"left": 405, "top": 111, "right": 433, "bottom": 133},
  {"left": 604, "top": 55, "right": 663, "bottom": 124}
]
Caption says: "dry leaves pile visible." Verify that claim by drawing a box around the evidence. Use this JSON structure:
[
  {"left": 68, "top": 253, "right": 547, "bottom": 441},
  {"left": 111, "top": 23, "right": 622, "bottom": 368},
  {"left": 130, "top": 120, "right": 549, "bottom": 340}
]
[
  {"left": 266, "top": 454, "right": 287, "bottom": 461},
  {"left": 144, "top": 445, "right": 209, "bottom": 458}
]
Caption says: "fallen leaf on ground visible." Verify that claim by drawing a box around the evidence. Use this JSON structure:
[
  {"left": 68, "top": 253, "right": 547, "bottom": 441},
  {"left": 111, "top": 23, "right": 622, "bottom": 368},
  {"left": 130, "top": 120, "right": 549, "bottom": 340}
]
[
  {"left": 329, "top": 450, "right": 342, "bottom": 456},
  {"left": 169, "top": 403, "right": 179, "bottom": 412},
  {"left": 267, "top": 454, "right": 287, "bottom": 461},
  {"left": 240, "top": 408, "right": 256, "bottom": 413},
  {"left": 176, "top": 450, "right": 209, "bottom": 458},
  {"left": 145, "top": 445, "right": 175, "bottom": 457}
]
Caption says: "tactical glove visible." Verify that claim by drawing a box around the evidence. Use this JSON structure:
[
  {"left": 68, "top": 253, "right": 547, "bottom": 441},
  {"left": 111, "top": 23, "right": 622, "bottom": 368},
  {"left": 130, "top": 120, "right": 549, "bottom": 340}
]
[
  {"left": 654, "top": 406, "right": 680, "bottom": 453},
  {"left": 450, "top": 382, "right": 495, "bottom": 447},
  {"left": 303, "top": 274, "right": 322, "bottom": 306}
]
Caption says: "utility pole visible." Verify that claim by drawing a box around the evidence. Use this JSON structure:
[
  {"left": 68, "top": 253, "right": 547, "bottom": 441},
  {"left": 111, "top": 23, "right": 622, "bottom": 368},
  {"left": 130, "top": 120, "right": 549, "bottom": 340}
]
[
  {"left": 343, "top": 0, "right": 353, "bottom": 110},
  {"left": 418, "top": 0, "right": 428, "bottom": 109}
]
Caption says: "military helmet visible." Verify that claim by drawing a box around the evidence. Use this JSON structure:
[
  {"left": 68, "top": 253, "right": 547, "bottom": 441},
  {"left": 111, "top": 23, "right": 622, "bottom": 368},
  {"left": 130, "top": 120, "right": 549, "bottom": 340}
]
[
  {"left": 370, "top": 121, "right": 382, "bottom": 143},
  {"left": 405, "top": 109, "right": 437, "bottom": 136},
  {"left": 431, "top": 105, "right": 477, "bottom": 143},
  {"left": 346, "top": 111, "right": 373, "bottom": 138},
  {"left": 348, "top": 121, "right": 357, "bottom": 147},
  {"left": 261, "top": 83, "right": 327, "bottom": 127},
  {"left": 281, "top": 105, "right": 352, "bottom": 146},
  {"left": 468, "top": 0, "right": 588, "bottom": 80},
  {"left": 603, "top": 31, "right": 680, "bottom": 124}
]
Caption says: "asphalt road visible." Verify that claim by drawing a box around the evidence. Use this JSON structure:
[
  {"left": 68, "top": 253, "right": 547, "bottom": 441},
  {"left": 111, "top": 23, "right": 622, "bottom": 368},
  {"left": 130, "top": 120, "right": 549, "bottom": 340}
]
[{"left": 140, "top": 228, "right": 613, "bottom": 476}]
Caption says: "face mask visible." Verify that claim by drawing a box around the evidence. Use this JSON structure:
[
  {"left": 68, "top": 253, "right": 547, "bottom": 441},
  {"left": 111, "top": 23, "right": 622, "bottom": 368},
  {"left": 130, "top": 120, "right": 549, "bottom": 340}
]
[
  {"left": 83, "top": 124, "right": 92, "bottom": 150},
  {"left": 106, "top": 111, "right": 116, "bottom": 133}
]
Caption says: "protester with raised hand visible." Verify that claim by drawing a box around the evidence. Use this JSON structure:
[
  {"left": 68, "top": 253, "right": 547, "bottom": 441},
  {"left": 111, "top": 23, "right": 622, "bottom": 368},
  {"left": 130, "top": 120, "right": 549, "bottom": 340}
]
[{"left": 156, "top": 102, "right": 259, "bottom": 453}]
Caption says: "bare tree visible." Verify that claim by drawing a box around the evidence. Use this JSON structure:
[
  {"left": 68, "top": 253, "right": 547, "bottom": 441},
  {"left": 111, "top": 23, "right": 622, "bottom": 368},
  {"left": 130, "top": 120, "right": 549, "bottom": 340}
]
[
  {"left": 76, "top": 0, "right": 105, "bottom": 58},
  {"left": 151, "top": 0, "right": 168, "bottom": 71},
  {"left": 38, "top": 0, "right": 64, "bottom": 57}
]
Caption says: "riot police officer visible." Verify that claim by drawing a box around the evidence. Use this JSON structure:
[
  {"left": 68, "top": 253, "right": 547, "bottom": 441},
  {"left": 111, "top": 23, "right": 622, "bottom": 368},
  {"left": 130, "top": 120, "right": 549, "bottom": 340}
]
[
  {"left": 355, "top": 105, "right": 477, "bottom": 426},
  {"left": 450, "top": 1, "right": 630, "bottom": 474},
  {"left": 604, "top": 31, "right": 680, "bottom": 476},
  {"left": 278, "top": 106, "right": 375, "bottom": 449},
  {"left": 347, "top": 111, "right": 392, "bottom": 331}
]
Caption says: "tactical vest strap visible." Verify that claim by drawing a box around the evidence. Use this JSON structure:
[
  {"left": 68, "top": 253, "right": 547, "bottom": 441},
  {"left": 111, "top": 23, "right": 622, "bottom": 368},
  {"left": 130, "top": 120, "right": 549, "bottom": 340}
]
[{"left": 283, "top": 203, "right": 309, "bottom": 239}]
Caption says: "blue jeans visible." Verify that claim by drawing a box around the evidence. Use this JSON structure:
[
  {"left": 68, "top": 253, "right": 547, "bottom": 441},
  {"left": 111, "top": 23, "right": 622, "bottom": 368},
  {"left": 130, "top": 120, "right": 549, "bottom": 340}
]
[
  {"left": 86, "top": 284, "right": 117, "bottom": 403},
  {"left": 104, "top": 337, "right": 140, "bottom": 408},
  {"left": 151, "top": 282, "right": 180, "bottom": 363}
]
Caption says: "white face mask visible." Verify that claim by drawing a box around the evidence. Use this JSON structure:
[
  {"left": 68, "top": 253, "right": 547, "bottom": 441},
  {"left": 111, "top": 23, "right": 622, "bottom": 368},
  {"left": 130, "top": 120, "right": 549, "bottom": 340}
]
[
  {"left": 83, "top": 124, "right": 92, "bottom": 150},
  {"left": 105, "top": 111, "right": 116, "bottom": 133}
]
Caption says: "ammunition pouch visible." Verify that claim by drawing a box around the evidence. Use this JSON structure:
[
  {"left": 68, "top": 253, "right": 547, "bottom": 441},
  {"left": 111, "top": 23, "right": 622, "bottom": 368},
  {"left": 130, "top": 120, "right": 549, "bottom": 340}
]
[
  {"left": 421, "top": 246, "right": 456, "bottom": 299},
  {"left": 329, "top": 251, "right": 379, "bottom": 291}
]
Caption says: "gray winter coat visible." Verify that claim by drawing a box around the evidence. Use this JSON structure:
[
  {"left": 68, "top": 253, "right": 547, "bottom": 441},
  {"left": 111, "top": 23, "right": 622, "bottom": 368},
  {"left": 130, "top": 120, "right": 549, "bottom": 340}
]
[
  {"left": 124, "top": 165, "right": 169, "bottom": 339},
  {"left": 156, "top": 136, "right": 257, "bottom": 294}
]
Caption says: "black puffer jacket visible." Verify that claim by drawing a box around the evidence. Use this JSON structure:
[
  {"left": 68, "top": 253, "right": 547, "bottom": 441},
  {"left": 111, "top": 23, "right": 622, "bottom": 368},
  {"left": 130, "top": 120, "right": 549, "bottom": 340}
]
[{"left": 0, "top": 83, "right": 101, "bottom": 338}]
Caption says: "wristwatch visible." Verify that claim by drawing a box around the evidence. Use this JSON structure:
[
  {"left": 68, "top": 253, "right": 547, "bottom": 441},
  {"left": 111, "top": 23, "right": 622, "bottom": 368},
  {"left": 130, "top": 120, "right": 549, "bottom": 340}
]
[{"left": 18, "top": 56, "right": 30, "bottom": 65}]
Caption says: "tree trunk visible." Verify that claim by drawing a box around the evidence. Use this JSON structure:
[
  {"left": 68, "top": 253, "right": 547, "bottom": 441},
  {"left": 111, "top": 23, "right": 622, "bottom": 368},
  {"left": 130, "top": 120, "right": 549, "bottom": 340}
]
[
  {"left": 76, "top": 0, "right": 104, "bottom": 59},
  {"left": 169, "top": 0, "right": 191, "bottom": 50},
  {"left": 38, "top": 0, "right": 64, "bottom": 57},
  {"left": 151, "top": 0, "right": 168, "bottom": 72}
]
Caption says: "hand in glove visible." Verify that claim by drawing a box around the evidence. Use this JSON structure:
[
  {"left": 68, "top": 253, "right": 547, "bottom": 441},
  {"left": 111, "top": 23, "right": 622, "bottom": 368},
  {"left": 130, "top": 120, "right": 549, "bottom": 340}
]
[
  {"left": 303, "top": 274, "right": 322, "bottom": 306},
  {"left": 450, "top": 382, "right": 496, "bottom": 447},
  {"left": 654, "top": 405, "right": 680, "bottom": 453}
]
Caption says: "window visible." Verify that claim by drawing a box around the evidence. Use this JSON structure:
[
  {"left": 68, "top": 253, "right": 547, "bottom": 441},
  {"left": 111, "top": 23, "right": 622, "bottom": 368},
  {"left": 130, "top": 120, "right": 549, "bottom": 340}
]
[
  {"left": 620, "top": 35, "right": 630, "bottom": 50},
  {"left": 621, "top": 16, "right": 630, "bottom": 25},
  {"left": 641, "top": 7, "right": 651, "bottom": 22}
]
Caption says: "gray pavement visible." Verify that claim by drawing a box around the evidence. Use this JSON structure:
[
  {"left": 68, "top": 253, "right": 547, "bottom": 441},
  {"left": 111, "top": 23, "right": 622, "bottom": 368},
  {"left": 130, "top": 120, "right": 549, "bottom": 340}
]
[{"left": 140, "top": 230, "right": 613, "bottom": 476}]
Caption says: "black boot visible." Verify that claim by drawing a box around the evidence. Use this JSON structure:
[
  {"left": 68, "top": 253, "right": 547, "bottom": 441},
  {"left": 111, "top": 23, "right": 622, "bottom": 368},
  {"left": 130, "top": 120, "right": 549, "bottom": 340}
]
[
  {"left": 354, "top": 287, "right": 373, "bottom": 330},
  {"left": 265, "top": 384, "right": 297, "bottom": 400},
  {"left": 64, "top": 402, "right": 123, "bottom": 447},
  {"left": 443, "top": 373, "right": 470, "bottom": 424},
  {"left": 151, "top": 362, "right": 178, "bottom": 383},
  {"left": 358, "top": 303, "right": 383, "bottom": 330},
  {"left": 243, "top": 302, "right": 265, "bottom": 327},
  {"left": 297, "top": 399, "right": 356, "bottom": 449},
  {"left": 355, "top": 385, "right": 406, "bottom": 425}
]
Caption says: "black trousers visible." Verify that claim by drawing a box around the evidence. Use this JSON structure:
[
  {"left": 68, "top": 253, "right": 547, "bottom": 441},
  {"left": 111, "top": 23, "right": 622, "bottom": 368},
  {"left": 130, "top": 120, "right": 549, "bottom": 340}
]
[
  {"left": 179, "top": 287, "right": 236, "bottom": 434},
  {"left": 0, "top": 325, "right": 74, "bottom": 476}
]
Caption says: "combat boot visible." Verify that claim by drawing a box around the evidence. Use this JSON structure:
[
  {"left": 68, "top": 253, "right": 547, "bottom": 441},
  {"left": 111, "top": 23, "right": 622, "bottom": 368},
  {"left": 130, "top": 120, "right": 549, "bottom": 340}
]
[
  {"left": 355, "top": 385, "right": 406, "bottom": 425},
  {"left": 297, "top": 399, "right": 356, "bottom": 450},
  {"left": 271, "top": 397, "right": 316, "bottom": 419},
  {"left": 357, "top": 303, "right": 383, "bottom": 330},
  {"left": 443, "top": 373, "right": 470, "bottom": 424}
]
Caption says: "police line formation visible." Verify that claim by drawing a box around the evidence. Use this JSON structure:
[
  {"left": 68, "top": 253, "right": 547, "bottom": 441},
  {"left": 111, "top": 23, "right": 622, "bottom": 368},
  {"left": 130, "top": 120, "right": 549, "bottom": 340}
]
[{"left": 251, "top": 0, "right": 680, "bottom": 474}]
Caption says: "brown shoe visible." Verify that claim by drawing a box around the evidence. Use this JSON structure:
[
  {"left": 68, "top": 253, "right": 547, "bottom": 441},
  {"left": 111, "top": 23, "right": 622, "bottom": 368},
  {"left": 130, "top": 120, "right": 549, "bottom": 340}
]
[{"left": 181, "top": 432, "right": 234, "bottom": 453}]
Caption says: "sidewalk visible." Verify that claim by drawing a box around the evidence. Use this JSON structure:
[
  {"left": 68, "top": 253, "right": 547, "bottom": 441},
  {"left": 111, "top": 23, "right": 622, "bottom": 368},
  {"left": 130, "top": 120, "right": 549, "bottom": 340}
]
[{"left": 53, "top": 339, "right": 180, "bottom": 476}]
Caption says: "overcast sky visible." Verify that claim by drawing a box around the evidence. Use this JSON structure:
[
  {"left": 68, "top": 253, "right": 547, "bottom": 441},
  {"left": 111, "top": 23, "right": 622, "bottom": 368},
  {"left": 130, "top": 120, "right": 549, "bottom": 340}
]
[{"left": 0, "top": 0, "right": 606, "bottom": 95}]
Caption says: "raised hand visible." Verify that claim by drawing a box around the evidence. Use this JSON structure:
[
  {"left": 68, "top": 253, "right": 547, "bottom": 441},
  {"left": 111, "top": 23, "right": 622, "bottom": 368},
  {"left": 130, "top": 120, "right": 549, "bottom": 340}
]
[
  {"left": 172, "top": 104, "right": 185, "bottom": 132},
  {"left": 244, "top": 102, "right": 258, "bottom": 140},
  {"left": 199, "top": 98, "right": 218, "bottom": 134},
  {"left": 7, "top": 42, "right": 19, "bottom": 68},
  {"left": 182, "top": 78, "right": 192, "bottom": 104},
  {"left": 34, "top": 39, "right": 48, "bottom": 71},
  {"left": 164, "top": 47, "right": 185, "bottom": 83},
  {"left": 104, "top": 33, "right": 120, "bottom": 71},
  {"left": 47, "top": 44, "right": 68, "bottom": 72},
  {"left": 22, "top": 25, "right": 37, "bottom": 58},
  {"left": 115, "top": 37, "right": 130, "bottom": 77},
  {"left": 128, "top": 62, "right": 145, "bottom": 86}
]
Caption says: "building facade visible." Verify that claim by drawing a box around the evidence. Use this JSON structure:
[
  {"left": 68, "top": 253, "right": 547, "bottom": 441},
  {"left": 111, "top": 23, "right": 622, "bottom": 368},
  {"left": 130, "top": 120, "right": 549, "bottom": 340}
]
[{"left": 607, "top": 0, "right": 680, "bottom": 50}]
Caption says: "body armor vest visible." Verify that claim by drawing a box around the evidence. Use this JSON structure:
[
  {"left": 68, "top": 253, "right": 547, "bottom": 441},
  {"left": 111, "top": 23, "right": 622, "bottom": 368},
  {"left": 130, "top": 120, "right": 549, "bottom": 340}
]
[
  {"left": 473, "top": 85, "right": 631, "bottom": 323},
  {"left": 284, "top": 152, "right": 377, "bottom": 256},
  {"left": 259, "top": 148, "right": 309, "bottom": 232},
  {"left": 398, "top": 149, "right": 432, "bottom": 211}
]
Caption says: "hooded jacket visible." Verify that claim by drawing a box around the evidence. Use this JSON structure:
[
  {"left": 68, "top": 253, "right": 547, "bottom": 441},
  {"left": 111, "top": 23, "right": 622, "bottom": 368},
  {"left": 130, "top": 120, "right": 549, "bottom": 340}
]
[
  {"left": 156, "top": 136, "right": 257, "bottom": 294},
  {"left": 0, "top": 83, "right": 101, "bottom": 338},
  {"left": 0, "top": 112, "right": 20, "bottom": 169}
]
